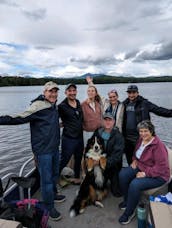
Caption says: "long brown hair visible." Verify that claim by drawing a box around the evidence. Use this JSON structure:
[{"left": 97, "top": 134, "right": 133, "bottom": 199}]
[{"left": 88, "top": 85, "right": 101, "bottom": 103}]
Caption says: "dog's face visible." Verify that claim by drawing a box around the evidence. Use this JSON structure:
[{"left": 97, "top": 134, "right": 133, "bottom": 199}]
[
  {"left": 85, "top": 135, "right": 105, "bottom": 155},
  {"left": 85, "top": 134, "right": 106, "bottom": 172}
]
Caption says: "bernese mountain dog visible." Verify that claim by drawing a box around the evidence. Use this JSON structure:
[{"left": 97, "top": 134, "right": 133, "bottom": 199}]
[{"left": 69, "top": 133, "right": 108, "bottom": 217}]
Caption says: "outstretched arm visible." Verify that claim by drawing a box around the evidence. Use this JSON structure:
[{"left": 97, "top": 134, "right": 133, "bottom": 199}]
[{"left": 86, "top": 75, "right": 94, "bottom": 86}]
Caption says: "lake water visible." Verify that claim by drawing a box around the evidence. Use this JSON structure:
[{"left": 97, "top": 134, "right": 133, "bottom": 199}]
[{"left": 0, "top": 82, "right": 172, "bottom": 177}]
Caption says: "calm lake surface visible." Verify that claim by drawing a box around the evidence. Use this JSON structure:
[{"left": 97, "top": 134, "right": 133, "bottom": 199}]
[{"left": 0, "top": 82, "right": 172, "bottom": 177}]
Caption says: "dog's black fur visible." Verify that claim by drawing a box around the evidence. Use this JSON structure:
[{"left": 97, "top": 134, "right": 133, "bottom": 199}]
[{"left": 69, "top": 132, "right": 108, "bottom": 217}]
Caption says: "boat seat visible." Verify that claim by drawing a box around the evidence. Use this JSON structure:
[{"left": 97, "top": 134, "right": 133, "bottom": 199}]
[
  {"left": 11, "top": 177, "right": 36, "bottom": 189},
  {"left": 142, "top": 146, "right": 172, "bottom": 199},
  {"left": 0, "top": 218, "right": 22, "bottom": 228}
]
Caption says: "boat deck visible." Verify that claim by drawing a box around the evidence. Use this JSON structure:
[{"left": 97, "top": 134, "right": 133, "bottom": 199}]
[{"left": 35, "top": 184, "right": 137, "bottom": 228}]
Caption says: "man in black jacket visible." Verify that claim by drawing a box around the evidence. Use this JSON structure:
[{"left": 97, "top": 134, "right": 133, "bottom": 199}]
[
  {"left": 58, "top": 83, "right": 84, "bottom": 185},
  {"left": 95, "top": 112, "right": 124, "bottom": 197},
  {"left": 123, "top": 84, "right": 172, "bottom": 165}
]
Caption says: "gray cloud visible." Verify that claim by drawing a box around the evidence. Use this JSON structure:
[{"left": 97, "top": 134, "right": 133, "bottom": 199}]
[
  {"left": 0, "top": 0, "right": 19, "bottom": 7},
  {"left": 85, "top": 19, "right": 129, "bottom": 32},
  {"left": 126, "top": 42, "right": 172, "bottom": 62},
  {"left": 35, "top": 46, "right": 54, "bottom": 50},
  {"left": 70, "top": 56, "right": 119, "bottom": 66},
  {"left": 22, "top": 8, "right": 46, "bottom": 21}
]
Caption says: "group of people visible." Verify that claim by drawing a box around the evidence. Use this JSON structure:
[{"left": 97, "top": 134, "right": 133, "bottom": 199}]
[{"left": 0, "top": 78, "right": 172, "bottom": 224}]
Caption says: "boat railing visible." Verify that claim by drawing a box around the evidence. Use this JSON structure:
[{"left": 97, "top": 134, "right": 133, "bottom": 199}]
[{"left": 2, "top": 156, "right": 35, "bottom": 200}]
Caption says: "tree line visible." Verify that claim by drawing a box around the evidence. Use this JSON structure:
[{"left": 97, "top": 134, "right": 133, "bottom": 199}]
[{"left": 0, "top": 75, "right": 172, "bottom": 87}]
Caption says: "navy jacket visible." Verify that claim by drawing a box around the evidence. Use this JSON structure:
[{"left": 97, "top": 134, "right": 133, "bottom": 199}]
[{"left": 0, "top": 95, "right": 60, "bottom": 156}]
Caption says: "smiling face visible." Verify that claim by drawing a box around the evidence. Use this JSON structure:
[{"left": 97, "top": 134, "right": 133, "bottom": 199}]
[
  {"left": 108, "top": 92, "right": 118, "bottom": 105},
  {"left": 139, "top": 128, "right": 153, "bottom": 143},
  {"left": 127, "top": 91, "right": 139, "bottom": 101},
  {"left": 87, "top": 86, "right": 97, "bottom": 100},
  {"left": 44, "top": 88, "right": 58, "bottom": 103},
  {"left": 65, "top": 86, "right": 77, "bottom": 101},
  {"left": 103, "top": 117, "right": 115, "bottom": 131}
]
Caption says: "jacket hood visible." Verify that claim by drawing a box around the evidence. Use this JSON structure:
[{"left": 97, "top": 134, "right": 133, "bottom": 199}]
[{"left": 31, "top": 95, "right": 45, "bottom": 103}]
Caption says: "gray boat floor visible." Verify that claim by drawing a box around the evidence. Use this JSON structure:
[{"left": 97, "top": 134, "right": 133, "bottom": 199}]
[{"left": 35, "top": 184, "right": 137, "bottom": 228}]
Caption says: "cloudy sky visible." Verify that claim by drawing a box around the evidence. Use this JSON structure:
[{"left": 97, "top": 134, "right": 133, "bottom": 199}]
[{"left": 0, "top": 0, "right": 172, "bottom": 78}]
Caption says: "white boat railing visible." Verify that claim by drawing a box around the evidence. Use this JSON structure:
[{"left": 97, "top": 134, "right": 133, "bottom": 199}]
[{"left": 1, "top": 156, "right": 35, "bottom": 199}]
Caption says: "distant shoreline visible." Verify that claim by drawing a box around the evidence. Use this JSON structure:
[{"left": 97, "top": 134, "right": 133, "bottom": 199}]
[{"left": 0, "top": 75, "right": 172, "bottom": 87}]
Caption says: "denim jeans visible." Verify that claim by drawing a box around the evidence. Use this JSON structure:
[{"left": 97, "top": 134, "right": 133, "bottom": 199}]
[
  {"left": 60, "top": 135, "right": 84, "bottom": 178},
  {"left": 119, "top": 166, "right": 166, "bottom": 216},
  {"left": 36, "top": 151, "right": 59, "bottom": 211},
  {"left": 124, "top": 138, "right": 137, "bottom": 165}
]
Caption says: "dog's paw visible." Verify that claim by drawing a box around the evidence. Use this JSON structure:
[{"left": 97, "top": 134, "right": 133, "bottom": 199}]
[
  {"left": 79, "top": 208, "right": 85, "bottom": 214},
  {"left": 86, "top": 158, "right": 94, "bottom": 171},
  {"left": 69, "top": 209, "right": 76, "bottom": 218},
  {"left": 99, "top": 157, "right": 107, "bottom": 170},
  {"left": 95, "top": 200, "right": 104, "bottom": 208}
]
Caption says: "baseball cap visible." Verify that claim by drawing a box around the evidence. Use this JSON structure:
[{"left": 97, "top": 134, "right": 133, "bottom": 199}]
[
  {"left": 65, "top": 83, "right": 77, "bottom": 91},
  {"left": 126, "top": 85, "right": 138, "bottom": 92},
  {"left": 44, "top": 81, "right": 59, "bottom": 91},
  {"left": 103, "top": 112, "right": 114, "bottom": 120}
]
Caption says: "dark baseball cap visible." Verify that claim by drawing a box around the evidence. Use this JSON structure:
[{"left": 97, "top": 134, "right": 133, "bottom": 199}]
[
  {"left": 103, "top": 112, "right": 114, "bottom": 120},
  {"left": 65, "top": 83, "right": 77, "bottom": 91},
  {"left": 126, "top": 85, "right": 138, "bottom": 92}
]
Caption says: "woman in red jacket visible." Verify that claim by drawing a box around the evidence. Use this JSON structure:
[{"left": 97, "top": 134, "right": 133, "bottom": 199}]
[{"left": 118, "top": 120, "right": 170, "bottom": 225}]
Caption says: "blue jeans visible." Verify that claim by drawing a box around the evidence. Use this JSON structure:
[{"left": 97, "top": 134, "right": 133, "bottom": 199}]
[
  {"left": 119, "top": 166, "right": 166, "bottom": 216},
  {"left": 60, "top": 136, "right": 84, "bottom": 178},
  {"left": 36, "top": 151, "right": 59, "bottom": 211}
]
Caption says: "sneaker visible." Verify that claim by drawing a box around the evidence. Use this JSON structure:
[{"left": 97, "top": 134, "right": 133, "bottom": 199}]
[
  {"left": 54, "top": 194, "right": 66, "bottom": 203},
  {"left": 112, "top": 191, "right": 122, "bottom": 198},
  {"left": 49, "top": 208, "right": 62, "bottom": 221},
  {"left": 119, "top": 201, "right": 127, "bottom": 210},
  {"left": 118, "top": 212, "right": 136, "bottom": 225}
]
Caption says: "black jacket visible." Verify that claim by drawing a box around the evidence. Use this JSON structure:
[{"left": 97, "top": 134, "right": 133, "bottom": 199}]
[
  {"left": 58, "top": 98, "right": 83, "bottom": 138},
  {"left": 96, "top": 127, "right": 124, "bottom": 170},
  {"left": 122, "top": 95, "right": 172, "bottom": 135}
]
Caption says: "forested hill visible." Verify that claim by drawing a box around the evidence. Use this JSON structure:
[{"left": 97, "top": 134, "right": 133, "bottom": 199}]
[{"left": 0, "top": 75, "right": 172, "bottom": 87}]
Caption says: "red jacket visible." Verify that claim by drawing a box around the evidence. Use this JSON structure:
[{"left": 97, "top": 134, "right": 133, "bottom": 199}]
[{"left": 133, "top": 136, "right": 170, "bottom": 181}]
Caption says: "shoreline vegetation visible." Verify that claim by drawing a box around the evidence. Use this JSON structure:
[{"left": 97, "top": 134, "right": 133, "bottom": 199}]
[{"left": 0, "top": 75, "right": 172, "bottom": 87}]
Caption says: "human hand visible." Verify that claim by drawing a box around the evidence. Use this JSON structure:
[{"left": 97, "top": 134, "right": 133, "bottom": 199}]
[
  {"left": 136, "top": 172, "right": 146, "bottom": 178},
  {"left": 130, "top": 160, "right": 137, "bottom": 169},
  {"left": 86, "top": 76, "right": 93, "bottom": 84}
]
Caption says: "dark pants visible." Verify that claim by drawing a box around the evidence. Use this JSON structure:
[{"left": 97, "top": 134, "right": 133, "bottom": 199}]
[
  {"left": 124, "top": 138, "right": 137, "bottom": 165},
  {"left": 60, "top": 135, "right": 84, "bottom": 178},
  {"left": 105, "top": 161, "right": 122, "bottom": 196},
  {"left": 119, "top": 167, "right": 166, "bottom": 216},
  {"left": 36, "top": 151, "right": 59, "bottom": 211}
]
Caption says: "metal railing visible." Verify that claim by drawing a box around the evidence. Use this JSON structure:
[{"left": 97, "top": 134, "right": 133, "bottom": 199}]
[{"left": 1, "top": 157, "right": 35, "bottom": 199}]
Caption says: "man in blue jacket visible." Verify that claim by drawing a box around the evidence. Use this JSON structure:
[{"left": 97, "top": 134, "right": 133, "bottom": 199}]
[
  {"left": 0, "top": 81, "right": 64, "bottom": 221},
  {"left": 123, "top": 84, "right": 172, "bottom": 165}
]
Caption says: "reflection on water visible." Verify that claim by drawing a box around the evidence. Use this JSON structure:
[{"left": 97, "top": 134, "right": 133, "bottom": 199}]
[{"left": 0, "top": 82, "right": 172, "bottom": 177}]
